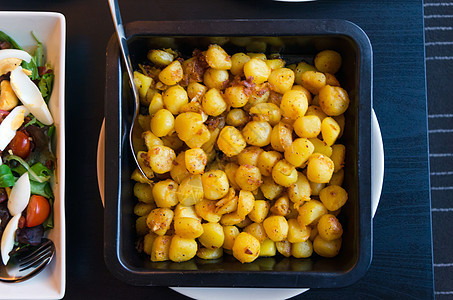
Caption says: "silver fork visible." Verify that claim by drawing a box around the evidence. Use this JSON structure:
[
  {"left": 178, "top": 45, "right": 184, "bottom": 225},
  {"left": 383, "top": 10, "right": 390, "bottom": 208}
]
[
  {"left": 0, "top": 238, "right": 55, "bottom": 283},
  {"left": 108, "top": 0, "right": 152, "bottom": 181}
]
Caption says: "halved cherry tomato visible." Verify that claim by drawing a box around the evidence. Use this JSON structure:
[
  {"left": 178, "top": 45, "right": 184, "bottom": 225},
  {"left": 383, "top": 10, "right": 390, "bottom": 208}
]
[
  {"left": 26, "top": 195, "right": 50, "bottom": 227},
  {"left": 8, "top": 131, "right": 31, "bottom": 159}
]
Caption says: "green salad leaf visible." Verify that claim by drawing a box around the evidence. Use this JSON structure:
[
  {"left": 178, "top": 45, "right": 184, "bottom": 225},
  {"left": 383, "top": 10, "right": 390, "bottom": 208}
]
[
  {"left": 0, "top": 30, "right": 24, "bottom": 50},
  {"left": 0, "top": 164, "right": 15, "bottom": 188},
  {"left": 38, "top": 73, "right": 54, "bottom": 103},
  {"left": 24, "top": 116, "right": 46, "bottom": 128},
  {"left": 30, "top": 180, "right": 54, "bottom": 199},
  {"left": 5, "top": 155, "right": 52, "bottom": 183}
]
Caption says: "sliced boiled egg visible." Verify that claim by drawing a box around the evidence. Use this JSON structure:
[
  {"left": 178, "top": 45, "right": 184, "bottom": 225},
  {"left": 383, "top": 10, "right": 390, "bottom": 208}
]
[
  {"left": 0, "top": 49, "right": 32, "bottom": 76},
  {"left": 0, "top": 49, "right": 32, "bottom": 63},
  {"left": 7, "top": 172, "right": 31, "bottom": 217},
  {"left": 1, "top": 214, "right": 21, "bottom": 265},
  {"left": 0, "top": 105, "right": 29, "bottom": 151},
  {"left": 10, "top": 66, "right": 54, "bottom": 125}
]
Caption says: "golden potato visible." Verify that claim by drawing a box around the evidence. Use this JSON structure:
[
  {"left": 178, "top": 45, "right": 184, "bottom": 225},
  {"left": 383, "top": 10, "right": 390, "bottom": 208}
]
[
  {"left": 217, "top": 126, "right": 247, "bottom": 157},
  {"left": 224, "top": 85, "right": 249, "bottom": 108},
  {"left": 202, "top": 170, "right": 230, "bottom": 200},
  {"left": 313, "top": 236, "right": 342, "bottom": 258},
  {"left": 306, "top": 153, "right": 335, "bottom": 183},
  {"left": 314, "top": 50, "right": 342, "bottom": 74},
  {"left": 297, "top": 200, "right": 327, "bottom": 226},
  {"left": 134, "top": 202, "right": 155, "bottom": 217},
  {"left": 317, "top": 214, "right": 343, "bottom": 241},
  {"left": 146, "top": 208, "right": 174, "bottom": 236},
  {"left": 270, "top": 122, "right": 293, "bottom": 152},
  {"left": 142, "top": 131, "right": 164, "bottom": 151},
  {"left": 177, "top": 175, "right": 204, "bottom": 206},
  {"left": 148, "top": 49, "right": 174, "bottom": 66},
  {"left": 284, "top": 138, "right": 314, "bottom": 167},
  {"left": 146, "top": 145, "right": 176, "bottom": 174},
  {"left": 260, "top": 176, "right": 284, "bottom": 200},
  {"left": 195, "top": 199, "right": 221, "bottom": 223},
  {"left": 170, "top": 152, "right": 190, "bottom": 184},
  {"left": 318, "top": 85, "right": 350, "bottom": 116},
  {"left": 151, "top": 235, "right": 172, "bottom": 262},
  {"left": 301, "top": 71, "right": 326, "bottom": 94},
  {"left": 199, "top": 222, "right": 225, "bottom": 249},
  {"left": 257, "top": 151, "right": 282, "bottom": 177},
  {"left": 187, "top": 82, "right": 207, "bottom": 101},
  {"left": 275, "top": 240, "right": 291, "bottom": 257},
  {"left": 133, "top": 182, "right": 154, "bottom": 203},
  {"left": 152, "top": 179, "right": 179, "bottom": 208},
  {"left": 174, "top": 204, "right": 200, "bottom": 221},
  {"left": 203, "top": 68, "right": 229, "bottom": 90},
  {"left": 248, "top": 200, "right": 270, "bottom": 223},
  {"left": 308, "top": 138, "right": 333, "bottom": 157},
  {"left": 263, "top": 216, "right": 289, "bottom": 242},
  {"left": 305, "top": 105, "right": 328, "bottom": 122},
  {"left": 249, "top": 103, "right": 281, "bottom": 127},
  {"left": 158, "top": 60, "right": 183, "bottom": 85},
  {"left": 291, "top": 240, "right": 313, "bottom": 258},
  {"left": 294, "top": 61, "right": 317, "bottom": 85},
  {"left": 143, "top": 232, "right": 158, "bottom": 255},
  {"left": 230, "top": 53, "right": 251, "bottom": 76},
  {"left": 185, "top": 148, "right": 207, "bottom": 174},
  {"left": 202, "top": 88, "right": 228, "bottom": 116},
  {"left": 287, "top": 172, "right": 311, "bottom": 204},
  {"left": 243, "top": 58, "right": 271, "bottom": 84},
  {"left": 329, "top": 169, "right": 344, "bottom": 186},
  {"left": 242, "top": 121, "right": 272, "bottom": 147},
  {"left": 232, "top": 232, "right": 260, "bottom": 263},
  {"left": 226, "top": 109, "right": 249, "bottom": 127},
  {"left": 268, "top": 68, "right": 295, "bottom": 94},
  {"left": 259, "top": 239, "right": 277, "bottom": 257},
  {"left": 287, "top": 218, "right": 311, "bottom": 243},
  {"left": 318, "top": 185, "right": 348, "bottom": 211},
  {"left": 330, "top": 144, "right": 346, "bottom": 173},
  {"left": 237, "top": 190, "right": 255, "bottom": 218},
  {"left": 206, "top": 44, "right": 232, "bottom": 70},
  {"left": 174, "top": 217, "right": 204, "bottom": 239},
  {"left": 197, "top": 247, "right": 223, "bottom": 260},
  {"left": 280, "top": 90, "right": 308, "bottom": 120},
  {"left": 293, "top": 115, "right": 322, "bottom": 138},
  {"left": 270, "top": 194, "right": 291, "bottom": 216},
  {"left": 223, "top": 225, "right": 240, "bottom": 250},
  {"left": 321, "top": 117, "right": 341, "bottom": 146},
  {"left": 150, "top": 109, "right": 175, "bottom": 137},
  {"left": 238, "top": 146, "right": 264, "bottom": 166},
  {"left": 272, "top": 159, "right": 298, "bottom": 187},
  {"left": 244, "top": 222, "right": 268, "bottom": 243},
  {"left": 235, "top": 165, "right": 262, "bottom": 191},
  {"left": 169, "top": 235, "right": 198, "bottom": 262}
]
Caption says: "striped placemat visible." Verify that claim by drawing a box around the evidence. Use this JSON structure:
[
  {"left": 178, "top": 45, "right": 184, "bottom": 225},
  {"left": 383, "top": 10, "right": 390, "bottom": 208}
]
[{"left": 424, "top": 0, "right": 453, "bottom": 297}]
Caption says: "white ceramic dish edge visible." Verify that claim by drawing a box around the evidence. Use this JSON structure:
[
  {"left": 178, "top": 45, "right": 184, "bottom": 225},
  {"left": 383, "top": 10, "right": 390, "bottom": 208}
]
[
  {"left": 0, "top": 11, "right": 66, "bottom": 299},
  {"left": 96, "top": 110, "right": 384, "bottom": 300}
]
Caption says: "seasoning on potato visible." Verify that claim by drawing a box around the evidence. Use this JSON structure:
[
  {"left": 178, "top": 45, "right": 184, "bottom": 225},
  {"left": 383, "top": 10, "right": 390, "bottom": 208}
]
[{"left": 131, "top": 44, "right": 350, "bottom": 263}]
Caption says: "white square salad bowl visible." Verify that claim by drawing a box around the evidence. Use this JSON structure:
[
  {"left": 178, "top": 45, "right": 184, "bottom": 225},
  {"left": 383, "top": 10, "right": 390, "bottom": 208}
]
[{"left": 0, "top": 11, "right": 66, "bottom": 299}]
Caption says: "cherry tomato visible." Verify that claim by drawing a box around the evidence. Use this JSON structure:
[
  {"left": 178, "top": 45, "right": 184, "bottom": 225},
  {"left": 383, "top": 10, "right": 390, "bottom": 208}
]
[
  {"left": 8, "top": 131, "right": 31, "bottom": 159},
  {"left": 26, "top": 195, "right": 50, "bottom": 227}
]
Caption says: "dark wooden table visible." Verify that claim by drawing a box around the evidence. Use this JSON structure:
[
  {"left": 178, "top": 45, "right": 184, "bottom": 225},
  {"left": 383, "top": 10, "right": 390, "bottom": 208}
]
[{"left": 0, "top": 0, "right": 433, "bottom": 298}]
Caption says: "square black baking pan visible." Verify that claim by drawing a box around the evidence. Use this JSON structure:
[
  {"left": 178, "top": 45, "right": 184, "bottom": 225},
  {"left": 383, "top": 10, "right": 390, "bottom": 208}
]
[{"left": 104, "top": 19, "right": 373, "bottom": 288}]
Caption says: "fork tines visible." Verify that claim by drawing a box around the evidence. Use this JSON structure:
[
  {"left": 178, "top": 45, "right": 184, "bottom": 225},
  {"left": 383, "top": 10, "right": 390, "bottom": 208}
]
[{"left": 18, "top": 239, "right": 54, "bottom": 271}]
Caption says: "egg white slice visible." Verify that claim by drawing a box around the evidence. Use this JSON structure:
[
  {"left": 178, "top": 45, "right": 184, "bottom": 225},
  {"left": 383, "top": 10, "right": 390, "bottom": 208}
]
[
  {"left": 10, "top": 66, "right": 54, "bottom": 125},
  {"left": 7, "top": 172, "right": 31, "bottom": 217},
  {"left": 1, "top": 214, "right": 21, "bottom": 265},
  {"left": 0, "top": 105, "right": 29, "bottom": 151},
  {"left": 0, "top": 49, "right": 32, "bottom": 63}
]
